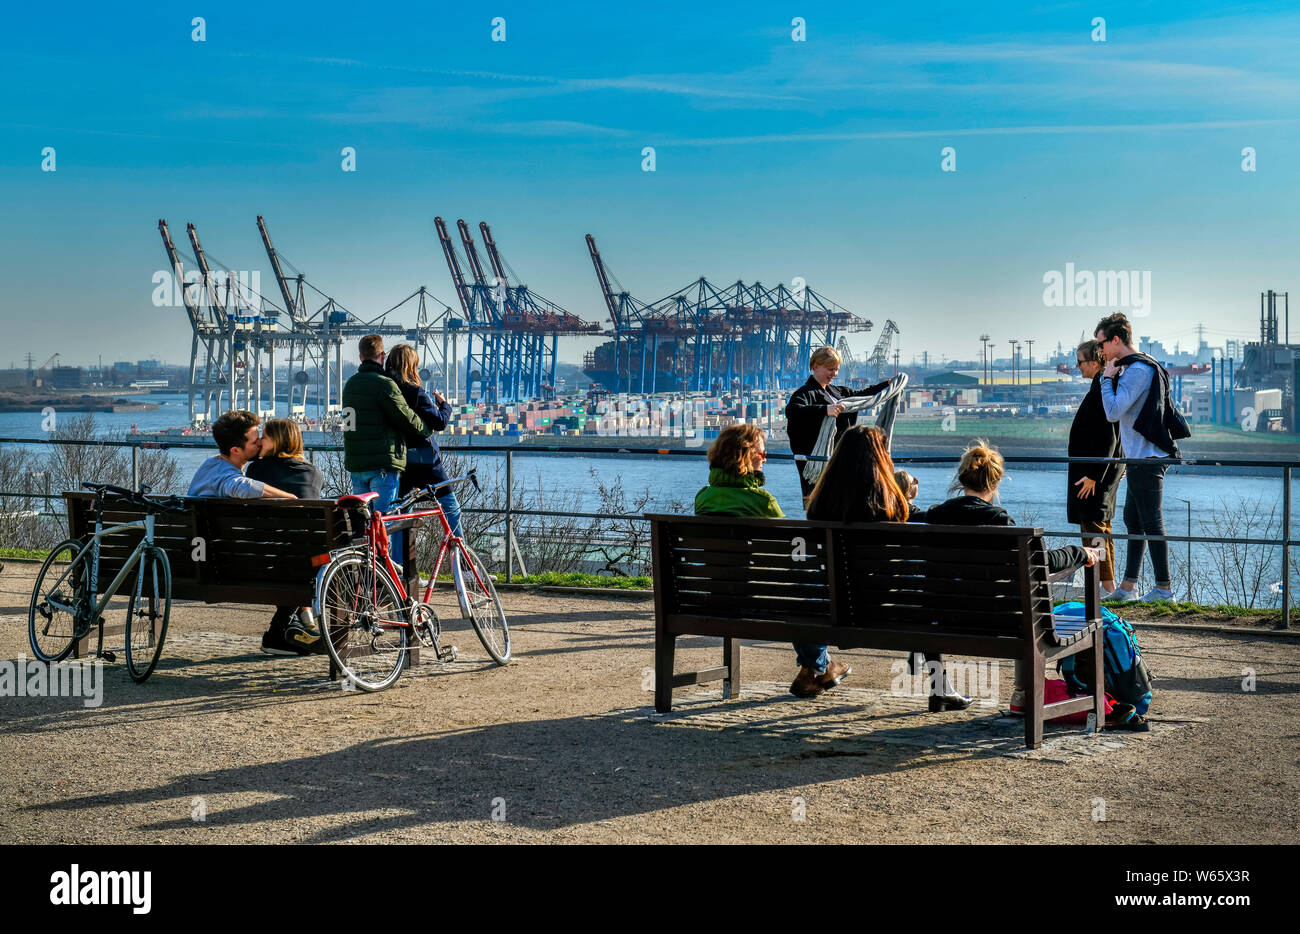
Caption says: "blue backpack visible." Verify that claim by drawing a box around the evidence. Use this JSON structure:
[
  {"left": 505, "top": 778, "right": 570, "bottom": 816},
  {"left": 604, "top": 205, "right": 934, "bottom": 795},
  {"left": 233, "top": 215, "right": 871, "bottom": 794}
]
[{"left": 1053, "top": 602, "right": 1153, "bottom": 715}]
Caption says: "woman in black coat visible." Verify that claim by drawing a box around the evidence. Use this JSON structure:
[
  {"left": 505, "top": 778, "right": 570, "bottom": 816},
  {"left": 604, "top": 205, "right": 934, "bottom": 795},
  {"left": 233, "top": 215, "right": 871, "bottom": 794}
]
[
  {"left": 1068, "top": 340, "right": 1124, "bottom": 595},
  {"left": 915, "top": 442, "right": 1100, "bottom": 714}
]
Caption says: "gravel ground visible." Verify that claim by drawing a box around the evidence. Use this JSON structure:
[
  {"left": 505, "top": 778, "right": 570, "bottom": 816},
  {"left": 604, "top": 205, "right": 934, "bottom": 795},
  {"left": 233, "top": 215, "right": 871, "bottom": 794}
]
[{"left": 0, "top": 561, "right": 1296, "bottom": 844}]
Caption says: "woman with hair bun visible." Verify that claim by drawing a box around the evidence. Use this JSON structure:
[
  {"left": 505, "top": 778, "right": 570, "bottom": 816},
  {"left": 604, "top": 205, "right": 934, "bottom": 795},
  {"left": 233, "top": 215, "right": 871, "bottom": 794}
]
[{"left": 915, "top": 441, "right": 1100, "bottom": 713}]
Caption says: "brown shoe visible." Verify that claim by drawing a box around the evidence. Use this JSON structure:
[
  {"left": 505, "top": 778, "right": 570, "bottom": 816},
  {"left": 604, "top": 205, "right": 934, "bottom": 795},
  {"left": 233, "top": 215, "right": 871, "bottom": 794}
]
[
  {"left": 789, "top": 666, "right": 824, "bottom": 698},
  {"left": 818, "top": 660, "right": 851, "bottom": 692}
]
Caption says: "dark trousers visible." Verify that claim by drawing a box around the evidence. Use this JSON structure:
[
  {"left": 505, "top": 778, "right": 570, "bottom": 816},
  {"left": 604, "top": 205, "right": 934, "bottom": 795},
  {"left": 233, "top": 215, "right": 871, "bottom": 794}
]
[{"left": 1122, "top": 460, "right": 1171, "bottom": 586}]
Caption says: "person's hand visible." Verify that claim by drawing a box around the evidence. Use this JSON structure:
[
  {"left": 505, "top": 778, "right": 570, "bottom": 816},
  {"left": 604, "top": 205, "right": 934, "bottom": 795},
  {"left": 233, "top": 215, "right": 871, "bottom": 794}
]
[
  {"left": 1083, "top": 546, "right": 1101, "bottom": 567},
  {"left": 432, "top": 389, "right": 446, "bottom": 405},
  {"left": 1102, "top": 358, "right": 1120, "bottom": 379},
  {"left": 826, "top": 402, "right": 845, "bottom": 417},
  {"left": 1074, "top": 476, "right": 1096, "bottom": 499}
]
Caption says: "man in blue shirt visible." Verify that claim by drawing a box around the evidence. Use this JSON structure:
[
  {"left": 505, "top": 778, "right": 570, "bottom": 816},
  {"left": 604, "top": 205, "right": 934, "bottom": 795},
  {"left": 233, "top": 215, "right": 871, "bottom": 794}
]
[
  {"left": 1095, "top": 313, "right": 1179, "bottom": 603},
  {"left": 188, "top": 411, "right": 323, "bottom": 655}
]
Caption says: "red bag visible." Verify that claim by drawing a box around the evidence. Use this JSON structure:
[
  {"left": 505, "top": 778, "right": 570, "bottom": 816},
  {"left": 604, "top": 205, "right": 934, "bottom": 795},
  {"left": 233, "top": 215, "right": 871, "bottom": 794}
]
[{"left": 1012, "top": 679, "right": 1115, "bottom": 723}]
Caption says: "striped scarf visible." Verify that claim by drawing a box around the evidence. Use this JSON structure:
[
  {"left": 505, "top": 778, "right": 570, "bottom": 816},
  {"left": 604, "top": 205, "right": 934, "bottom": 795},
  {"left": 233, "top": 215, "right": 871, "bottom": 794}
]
[{"left": 801, "top": 373, "right": 909, "bottom": 486}]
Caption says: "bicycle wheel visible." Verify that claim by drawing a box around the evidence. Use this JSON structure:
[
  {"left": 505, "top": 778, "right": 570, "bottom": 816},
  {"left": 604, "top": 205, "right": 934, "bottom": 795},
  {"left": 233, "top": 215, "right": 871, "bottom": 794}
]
[
  {"left": 318, "top": 552, "right": 408, "bottom": 691},
  {"left": 29, "top": 538, "right": 92, "bottom": 663},
  {"left": 125, "top": 546, "right": 172, "bottom": 682},
  {"left": 452, "top": 543, "right": 510, "bottom": 664}
]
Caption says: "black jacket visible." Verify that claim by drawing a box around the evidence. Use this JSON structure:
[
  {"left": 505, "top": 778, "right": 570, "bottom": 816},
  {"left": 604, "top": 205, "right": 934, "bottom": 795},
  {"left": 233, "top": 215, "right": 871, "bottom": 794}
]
[
  {"left": 246, "top": 456, "right": 324, "bottom": 499},
  {"left": 784, "top": 375, "right": 892, "bottom": 457},
  {"left": 1067, "top": 376, "right": 1123, "bottom": 524},
  {"left": 916, "top": 495, "right": 1087, "bottom": 576},
  {"left": 393, "top": 380, "right": 452, "bottom": 487},
  {"left": 1113, "top": 352, "right": 1185, "bottom": 457}
]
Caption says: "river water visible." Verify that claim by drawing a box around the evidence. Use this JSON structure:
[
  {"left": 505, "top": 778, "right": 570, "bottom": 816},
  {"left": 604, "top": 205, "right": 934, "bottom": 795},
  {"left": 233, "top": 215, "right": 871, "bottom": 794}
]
[{"left": 2, "top": 394, "right": 1295, "bottom": 606}]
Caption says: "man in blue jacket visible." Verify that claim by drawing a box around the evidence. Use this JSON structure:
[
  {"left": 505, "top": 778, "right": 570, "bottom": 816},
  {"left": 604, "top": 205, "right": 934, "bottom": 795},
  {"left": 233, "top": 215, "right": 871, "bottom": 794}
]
[{"left": 1095, "top": 312, "right": 1186, "bottom": 602}]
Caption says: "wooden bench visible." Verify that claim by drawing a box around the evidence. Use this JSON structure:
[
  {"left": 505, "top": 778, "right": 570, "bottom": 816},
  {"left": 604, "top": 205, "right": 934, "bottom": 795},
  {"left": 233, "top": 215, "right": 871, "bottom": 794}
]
[
  {"left": 64, "top": 492, "right": 426, "bottom": 678},
  {"left": 647, "top": 513, "right": 1105, "bottom": 749}
]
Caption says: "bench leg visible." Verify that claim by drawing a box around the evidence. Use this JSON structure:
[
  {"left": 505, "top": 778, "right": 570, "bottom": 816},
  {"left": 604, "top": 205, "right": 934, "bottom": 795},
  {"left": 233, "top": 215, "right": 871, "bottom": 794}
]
[
  {"left": 722, "top": 637, "right": 740, "bottom": 700},
  {"left": 1024, "top": 645, "right": 1045, "bottom": 749},
  {"left": 1092, "top": 627, "right": 1106, "bottom": 728},
  {"left": 655, "top": 632, "right": 676, "bottom": 713}
]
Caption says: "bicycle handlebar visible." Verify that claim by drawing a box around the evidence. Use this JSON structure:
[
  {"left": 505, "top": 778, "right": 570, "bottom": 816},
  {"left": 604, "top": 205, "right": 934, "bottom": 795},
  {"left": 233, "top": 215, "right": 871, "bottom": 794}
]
[
  {"left": 390, "top": 469, "right": 478, "bottom": 513},
  {"left": 84, "top": 482, "right": 188, "bottom": 513}
]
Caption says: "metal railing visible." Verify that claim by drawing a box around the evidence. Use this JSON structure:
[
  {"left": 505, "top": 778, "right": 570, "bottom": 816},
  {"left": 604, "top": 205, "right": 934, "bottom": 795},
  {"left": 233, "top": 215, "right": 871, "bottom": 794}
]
[{"left": 1, "top": 435, "right": 1297, "bottom": 626}]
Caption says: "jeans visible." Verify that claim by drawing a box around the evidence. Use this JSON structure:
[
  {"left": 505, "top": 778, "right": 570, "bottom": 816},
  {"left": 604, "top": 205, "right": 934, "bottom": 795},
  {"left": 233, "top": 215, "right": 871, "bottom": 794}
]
[
  {"left": 352, "top": 468, "right": 403, "bottom": 563},
  {"left": 434, "top": 490, "right": 463, "bottom": 538},
  {"left": 1122, "top": 460, "right": 1171, "bottom": 586},
  {"left": 793, "top": 643, "right": 827, "bottom": 672}
]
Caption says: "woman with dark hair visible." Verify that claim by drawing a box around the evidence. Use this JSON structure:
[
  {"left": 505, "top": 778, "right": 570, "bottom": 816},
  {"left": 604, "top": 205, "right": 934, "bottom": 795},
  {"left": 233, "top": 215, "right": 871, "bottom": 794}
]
[
  {"left": 916, "top": 441, "right": 1100, "bottom": 713},
  {"left": 383, "top": 345, "right": 460, "bottom": 567},
  {"left": 801, "top": 426, "right": 913, "bottom": 700},
  {"left": 246, "top": 418, "right": 326, "bottom": 655}
]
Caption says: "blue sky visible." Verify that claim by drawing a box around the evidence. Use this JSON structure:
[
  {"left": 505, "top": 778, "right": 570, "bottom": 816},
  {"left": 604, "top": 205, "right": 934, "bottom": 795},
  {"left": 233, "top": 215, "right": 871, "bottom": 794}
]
[{"left": 2, "top": 1, "right": 1298, "bottom": 368}]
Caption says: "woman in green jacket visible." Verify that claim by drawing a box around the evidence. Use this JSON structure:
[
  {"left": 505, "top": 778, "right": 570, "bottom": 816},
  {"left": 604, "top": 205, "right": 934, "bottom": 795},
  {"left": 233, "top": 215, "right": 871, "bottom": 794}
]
[
  {"left": 694, "top": 425, "right": 850, "bottom": 699},
  {"left": 694, "top": 424, "right": 784, "bottom": 519}
]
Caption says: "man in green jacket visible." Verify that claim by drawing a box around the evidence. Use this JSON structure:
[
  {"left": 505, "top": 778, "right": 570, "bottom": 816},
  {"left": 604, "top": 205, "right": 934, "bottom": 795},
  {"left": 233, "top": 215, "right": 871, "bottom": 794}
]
[{"left": 342, "top": 334, "right": 433, "bottom": 512}]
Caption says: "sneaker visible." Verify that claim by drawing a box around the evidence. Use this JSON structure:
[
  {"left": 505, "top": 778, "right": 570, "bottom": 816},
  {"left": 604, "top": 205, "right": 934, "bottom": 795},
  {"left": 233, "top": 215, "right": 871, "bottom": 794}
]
[
  {"left": 1107, "top": 703, "right": 1151, "bottom": 732},
  {"left": 1108, "top": 587, "right": 1138, "bottom": 602},
  {"left": 1139, "top": 587, "right": 1177, "bottom": 603},
  {"left": 295, "top": 608, "right": 321, "bottom": 636},
  {"left": 261, "top": 622, "right": 326, "bottom": 657},
  {"left": 817, "top": 660, "right": 851, "bottom": 693},
  {"left": 1008, "top": 687, "right": 1026, "bottom": 717},
  {"left": 789, "top": 666, "right": 825, "bottom": 699}
]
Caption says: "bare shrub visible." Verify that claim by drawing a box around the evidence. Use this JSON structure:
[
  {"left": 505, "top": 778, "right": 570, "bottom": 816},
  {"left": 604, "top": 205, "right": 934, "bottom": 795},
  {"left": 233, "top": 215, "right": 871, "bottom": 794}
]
[{"left": 1199, "top": 494, "right": 1279, "bottom": 609}]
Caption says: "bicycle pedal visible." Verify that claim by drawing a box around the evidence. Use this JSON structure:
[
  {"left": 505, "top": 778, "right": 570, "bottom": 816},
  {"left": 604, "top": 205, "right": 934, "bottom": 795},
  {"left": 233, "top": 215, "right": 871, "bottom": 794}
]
[
  {"left": 100, "top": 651, "right": 116, "bottom": 662},
  {"left": 438, "top": 645, "right": 458, "bottom": 662}
]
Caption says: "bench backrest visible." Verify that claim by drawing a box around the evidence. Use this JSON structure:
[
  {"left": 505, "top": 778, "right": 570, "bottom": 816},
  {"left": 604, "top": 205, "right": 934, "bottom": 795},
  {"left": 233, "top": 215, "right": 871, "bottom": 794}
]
[
  {"left": 648, "top": 514, "right": 1054, "bottom": 641},
  {"left": 65, "top": 492, "right": 361, "bottom": 605}
]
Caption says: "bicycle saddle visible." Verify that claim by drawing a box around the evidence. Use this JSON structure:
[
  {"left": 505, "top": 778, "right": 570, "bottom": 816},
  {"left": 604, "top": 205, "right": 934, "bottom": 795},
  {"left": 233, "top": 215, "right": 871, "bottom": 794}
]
[{"left": 338, "top": 492, "right": 379, "bottom": 507}]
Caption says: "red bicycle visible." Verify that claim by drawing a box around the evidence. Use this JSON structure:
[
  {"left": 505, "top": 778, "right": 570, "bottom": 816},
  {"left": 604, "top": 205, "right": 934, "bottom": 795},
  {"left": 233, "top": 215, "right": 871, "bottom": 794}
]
[{"left": 314, "top": 471, "right": 510, "bottom": 691}]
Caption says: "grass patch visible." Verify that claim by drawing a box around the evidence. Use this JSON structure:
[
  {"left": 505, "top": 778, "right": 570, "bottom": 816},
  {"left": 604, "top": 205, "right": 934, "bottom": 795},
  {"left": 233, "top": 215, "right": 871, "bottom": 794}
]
[
  {"left": 514, "top": 571, "right": 652, "bottom": 590},
  {"left": 0, "top": 546, "right": 50, "bottom": 560},
  {"left": 1103, "top": 599, "right": 1282, "bottom": 620}
]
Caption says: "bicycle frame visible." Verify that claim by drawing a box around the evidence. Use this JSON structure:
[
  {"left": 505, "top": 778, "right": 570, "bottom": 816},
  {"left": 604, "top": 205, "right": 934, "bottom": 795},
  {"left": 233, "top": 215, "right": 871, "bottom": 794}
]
[
  {"left": 312, "top": 480, "right": 491, "bottom": 626},
  {"left": 43, "top": 511, "right": 158, "bottom": 654}
]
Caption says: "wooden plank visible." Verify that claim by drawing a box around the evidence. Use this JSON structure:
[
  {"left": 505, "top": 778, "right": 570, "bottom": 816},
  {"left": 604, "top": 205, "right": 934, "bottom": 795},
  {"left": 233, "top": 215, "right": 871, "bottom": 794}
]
[
  {"left": 669, "top": 578, "right": 830, "bottom": 599},
  {"left": 839, "top": 543, "right": 1024, "bottom": 566},
  {"left": 838, "top": 603, "right": 1021, "bottom": 631},
  {"left": 661, "top": 614, "right": 1023, "bottom": 658},
  {"left": 670, "top": 535, "right": 817, "bottom": 555},
  {"left": 671, "top": 666, "right": 729, "bottom": 687},
  {"left": 671, "top": 561, "right": 828, "bottom": 583}
]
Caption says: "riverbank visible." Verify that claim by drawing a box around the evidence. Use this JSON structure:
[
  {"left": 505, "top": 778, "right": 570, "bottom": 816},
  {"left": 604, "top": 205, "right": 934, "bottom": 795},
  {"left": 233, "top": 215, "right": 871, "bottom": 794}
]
[{"left": 0, "top": 392, "right": 158, "bottom": 414}]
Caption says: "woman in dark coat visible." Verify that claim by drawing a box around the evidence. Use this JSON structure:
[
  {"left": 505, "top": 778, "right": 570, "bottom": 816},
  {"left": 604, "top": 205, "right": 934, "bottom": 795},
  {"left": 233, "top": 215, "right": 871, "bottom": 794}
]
[
  {"left": 384, "top": 345, "right": 460, "bottom": 569},
  {"left": 1068, "top": 340, "right": 1124, "bottom": 595},
  {"left": 916, "top": 441, "right": 1100, "bottom": 714},
  {"left": 246, "top": 418, "right": 326, "bottom": 654}
]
